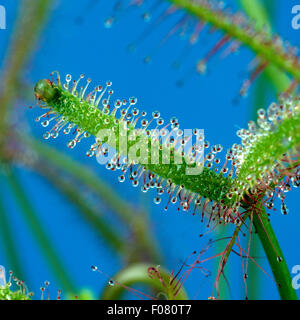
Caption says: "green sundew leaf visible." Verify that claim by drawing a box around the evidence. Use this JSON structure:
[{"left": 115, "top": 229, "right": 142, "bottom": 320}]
[
  {"left": 168, "top": 0, "right": 300, "bottom": 82},
  {"left": 235, "top": 102, "right": 300, "bottom": 192},
  {"left": 32, "top": 75, "right": 300, "bottom": 216},
  {"left": 0, "top": 286, "right": 32, "bottom": 300},
  {"left": 33, "top": 79, "right": 234, "bottom": 206},
  {"left": 264, "top": 65, "right": 290, "bottom": 93},
  {"left": 238, "top": 0, "right": 291, "bottom": 92},
  {"left": 239, "top": 0, "right": 270, "bottom": 30},
  {"left": 0, "top": 265, "right": 32, "bottom": 300}
]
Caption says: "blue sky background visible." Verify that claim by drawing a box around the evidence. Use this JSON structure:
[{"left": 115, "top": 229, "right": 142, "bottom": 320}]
[{"left": 0, "top": 0, "right": 299, "bottom": 300}]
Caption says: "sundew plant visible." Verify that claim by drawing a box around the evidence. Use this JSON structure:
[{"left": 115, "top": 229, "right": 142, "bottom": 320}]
[{"left": 0, "top": 0, "right": 300, "bottom": 301}]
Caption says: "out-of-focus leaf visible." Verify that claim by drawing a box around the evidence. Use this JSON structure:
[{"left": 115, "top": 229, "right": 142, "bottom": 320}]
[
  {"left": 0, "top": 184, "right": 25, "bottom": 282},
  {"left": 100, "top": 263, "right": 188, "bottom": 300},
  {"left": 6, "top": 168, "right": 77, "bottom": 295},
  {"left": 0, "top": 0, "right": 53, "bottom": 127},
  {"left": 238, "top": 0, "right": 291, "bottom": 92},
  {"left": 34, "top": 161, "right": 126, "bottom": 254},
  {"left": 25, "top": 136, "right": 162, "bottom": 263}
]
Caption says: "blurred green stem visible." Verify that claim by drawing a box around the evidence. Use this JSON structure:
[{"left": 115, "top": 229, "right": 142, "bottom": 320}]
[
  {"left": 238, "top": 0, "right": 290, "bottom": 92},
  {"left": 101, "top": 263, "right": 188, "bottom": 300},
  {"left": 0, "top": 182, "right": 25, "bottom": 282},
  {"left": 6, "top": 167, "right": 77, "bottom": 294},
  {"left": 34, "top": 161, "right": 126, "bottom": 255},
  {"left": 24, "top": 136, "right": 162, "bottom": 263},
  {"left": 0, "top": 0, "right": 53, "bottom": 131},
  {"left": 168, "top": 0, "right": 300, "bottom": 82}
]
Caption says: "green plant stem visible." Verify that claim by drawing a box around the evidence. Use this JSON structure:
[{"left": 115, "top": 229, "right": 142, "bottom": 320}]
[
  {"left": 219, "top": 201, "right": 297, "bottom": 300},
  {"left": 168, "top": 0, "right": 300, "bottom": 81},
  {"left": 5, "top": 168, "right": 77, "bottom": 295},
  {"left": 245, "top": 76, "right": 267, "bottom": 299},
  {"left": 252, "top": 206, "right": 298, "bottom": 300},
  {"left": 239, "top": 0, "right": 294, "bottom": 300},
  {"left": 240, "top": 200, "right": 298, "bottom": 300},
  {"left": 234, "top": 3, "right": 298, "bottom": 299}
]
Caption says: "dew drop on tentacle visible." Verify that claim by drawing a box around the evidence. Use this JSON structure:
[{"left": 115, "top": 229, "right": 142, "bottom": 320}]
[
  {"left": 141, "top": 185, "right": 148, "bottom": 193},
  {"left": 118, "top": 175, "right": 125, "bottom": 183},
  {"left": 64, "top": 74, "right": 72, "bottom": 91},
  {"left": 283, "top": 184, "right": 291, "bottom": 193},
  {"left": 51, "top": 131, "right": 59, "bottom": 139},
  {"left": 281, "top": 203, "right": 289, "bottom": 215},
  {"left": 86, "top": 150, "right": 95, "bottom": 158},
  {"left": 142, "top": 11, "right": 151, "bottom": 22},
  {"left": 154, "top": 196, "right": 161, "bottom": 205},
  {"left": 266, "top": 200, "right": 274, "bottom": 209},
  {"left": 41, "top": 120, "right": 49, "bottom": 127},
  {"left": 196, "top": 60, "right": 207, "bottom": 74},
  {"left": 291, "top": 175, "right": 300, "bottom": 188},
  {"left": 108, "top": 280, "right": 115, "bottom": 287},
  {"left": 67, "top": 140, "right": 77, "bottom": 149},
  {"left": 43, "top": 132, "right": 51, "bottom": 140},
  {"left": 104, "top": 17, "right": 115, "bottom": 28},
  {"left": 132, "top": 180, "right": 139, "bottom": 187},
  {"left": 91, "top": 265, "right": 98, "bottom": 271}
]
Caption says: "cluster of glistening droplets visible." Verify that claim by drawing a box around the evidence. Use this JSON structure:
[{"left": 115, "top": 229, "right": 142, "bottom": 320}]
[
  {"left": 39, "top": 280, "right": 62, "bottom": 300},
  {"left": 0, "top": 267, "right": 34, "bottom": 300},
  {"left": 34, "top": 73, "right": 248, "bottom": 228},
  {"left": 103, "top": 0, "right": 300, "bottom": 95},
  {"left": 35, "top": 73, "right": 113, "bottom": 146},
  {"left": 226, "top": 97, "right": 300, "bottom": 216},
  {"left": 34, "top": 72, "right": 300, "bottom": 229}
]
